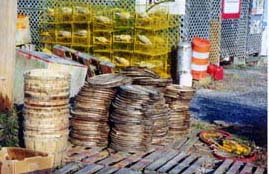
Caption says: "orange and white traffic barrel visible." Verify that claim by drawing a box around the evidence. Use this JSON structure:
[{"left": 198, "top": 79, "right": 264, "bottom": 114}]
[{"left": 191, "top": 37, "right": 211, "bottom": 80}]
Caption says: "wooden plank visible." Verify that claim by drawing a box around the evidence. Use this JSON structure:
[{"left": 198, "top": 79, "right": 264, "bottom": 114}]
[
  {"left": 240, "top": 163, "right": 254, "bottom": 174},
  {"left": 69, "top": 150, "right": 103, "bottom": 163},
  {"left": 157, "top": 152, "right": 188, "bottom": 173},
  {"left": 145, "top": 149, "right": 179, "bottom": 171},
  {"left": 115, "top": 168, "right": 142, "bottom": 174},
  {"left": 168, "top": 154, "right": 198, "bottom": 174},
  {"left": 54, "top": 162, "right": 81, "bottom": 174},
  {"left": 67, "top": 147, "right": 103, "bottom": 157},
  {"left": 143, "top": 171, "right": 159, "bottom": 174},
  {"left": 213, "top": 159, "right": 234, "bottom": 174},
  {"left": 97, "top": 152, "right": 130, "bottom": 166},
  {"left": 226, "top": 161, "right": 244, "bottom": 174},
  {"left": 68, "top": 152, "right": 92, "bottom": 162},
  {"left": 130, "top": 148, "right": 168, "bottom": 171},
  {"left": 112, "top": 152, "right": 148, "bottom": 168},
  {"left": 95, "top": 166, "right": 119, "bottom": 174},
  {"left": 172, "top": 137, "right": 189, "bottom": 149},
  {"left": 254, "top": 167, "right": 265, "bottom": 174},
  {"left": 82, "top": 150, "right": 109, "bottom": 165},
  {"left": 178, "top": 136, "right": 199, "bottom": 152},
  {"left": 181, "top": 156, "right": 206, "bottom": 174},
  {"left": 74, "top": 164, "right": 104, "bottom": 174},
  {"left": 0, "top": 0, "right": 17, "bottom": 111}
]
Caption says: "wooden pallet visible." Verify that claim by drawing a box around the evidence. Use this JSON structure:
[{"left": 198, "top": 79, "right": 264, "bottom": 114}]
[
  {"left": 55, "top": 144, "right": 267, "bottom": 174},
  {"left": 214, "top": 160, "right": 267, "bottom": 174},
  {"left": 55, "top": 133, "right": 267, "bottom": 174}
]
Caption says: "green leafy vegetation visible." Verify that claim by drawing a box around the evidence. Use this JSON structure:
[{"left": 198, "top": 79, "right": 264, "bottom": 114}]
[{"left": 0, "top": 109, "right": 19, "bottom": 147}]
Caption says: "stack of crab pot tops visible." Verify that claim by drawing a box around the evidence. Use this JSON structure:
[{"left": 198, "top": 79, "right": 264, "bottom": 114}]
[
  {"left": 119, "top": 66, "right": 172, "bottom": 92},
  {"left": 164, "top": 85, "right": 195, "bottom": 141},
  {"left": 23, "top": 69, "right": 71, "bottom": 167},
  {"left": 119, "top": 66, "right": 160, "bottom": 80},
  {"left": 143, "top": 92, "right": 170, "bottom": 146},
  {"left": 109, "top": 85, "right": 170, "bottom": 152},
  {"left": 70, "top": 74, "right": 131, "bottom": 147}
]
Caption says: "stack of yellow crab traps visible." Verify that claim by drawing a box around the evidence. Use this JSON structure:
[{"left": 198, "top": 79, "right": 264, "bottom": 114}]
[
  {"left": 41, "top": 2, "right": 93, "bottom": 53},
  {"left": 72, "top": 4, "right": 92, "bottom": 53},
  {"left": 92, "top": 6, "right": 114, "bottom": 62},
  {"left": 134, "top": 5, "right": 170, "bottom": 77},
  {"left": 112, "top": 8, "right": 135, "bottom": 68},
  {"left": 40, "top": 2, "right": 172, "bottom": 77}
]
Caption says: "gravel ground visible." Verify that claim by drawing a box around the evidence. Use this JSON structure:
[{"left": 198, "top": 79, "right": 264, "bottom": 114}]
[{"left": 190, "top": 65, "right": 267, "bottom": 146}]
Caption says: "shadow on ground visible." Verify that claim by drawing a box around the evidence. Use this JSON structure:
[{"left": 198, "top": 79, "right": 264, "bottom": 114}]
[{"left": 190, "top": 67, "right": 267, "bottom": 147}]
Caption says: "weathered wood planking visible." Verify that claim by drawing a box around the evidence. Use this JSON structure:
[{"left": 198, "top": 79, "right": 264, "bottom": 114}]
[
  {"left": 54, "top": 162, "right": 81, "bottom": 174},
  {"left": 181, "top": 156, "right": 206, "bottom": 174},
  {"left": 226, "top": 161, "right": 244, "bottom": 174},
  {"left": 115, "top": 168, "right": 142, "bottom": 174},
  {"left": 112, "top": 151, "right": 151, "bottom": 168},
  {"left": 254, "top": 167, "right": 265, "bottom": 174},
  {"left": 145, "top": 149, "right": 179, "bottom": 171},
  {"left": 74, "top": 164, "right": 104, "bottom": 174},
  {"left": 57, "top": 144, "right": 266, "bottom": 174},
  {"left": 143, "top": 171, "right": 159, "bottom": 174},
  {"left": 68, "top": 149, "right": 103, "bottom": 163},
  {"left": 240, "top": 163, "right": 255, "bottom": 174},
  {"left": 64, "top": 146, "right": 104, "bottom": 163},
  {"left": 168, "top": 154, "right": 198, "bottom": 174},
  {"left": 97, "top": 152, "right": 130, "bottom": 166},
  {"left": 157, "top": 152, "right": 188, "bottom": 173},
  {"left": 130, "top": 148, "right": 169, "bottom": 171},
  {"left": 82, "top": 150, "right": 109, "bottom": 165},
  {"left": 170, "top": 137, "right": 189, "bottom": 150},
  {"left": 213, "top": 159, "right": 234, "bottom": 174},
  {"left": 178, "top": 136, "right": 199, "bottom": 152},
  {"left": 95, "top": 166, "right": 119, "bottom": 174},
  {"left": 0, "top": 0, "right": 17, "bottom": 111}
]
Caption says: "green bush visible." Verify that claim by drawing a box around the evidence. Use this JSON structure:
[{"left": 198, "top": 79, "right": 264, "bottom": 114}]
[{"left": 0, "top": 109, "right": 19, "bottom": 147}]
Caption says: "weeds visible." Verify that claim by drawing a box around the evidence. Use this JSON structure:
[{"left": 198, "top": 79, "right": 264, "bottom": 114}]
[{"left": 0, "top": 109, "right": 19, "bottom": 147}]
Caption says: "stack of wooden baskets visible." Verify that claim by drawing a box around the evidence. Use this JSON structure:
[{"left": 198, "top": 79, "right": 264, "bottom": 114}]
[
  {"left": 164, "top": 85, "right": 195, "bottom": 141},
  {"left": 23, "top": 69, "right": 71, "bottom": 167}
]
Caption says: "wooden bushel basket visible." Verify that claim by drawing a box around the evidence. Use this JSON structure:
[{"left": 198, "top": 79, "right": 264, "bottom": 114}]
[
  {"left": 24, "top": 130, "right": 69, "bottom": 167},
  {"left": 24, "top": 69, "right": 71, "bottom": 107},
  {"left": 23, "top": 104, "right": 69, "bottom": 118},
  {"left": 24, "top": 115, "right": 69, "bottom": 131},
  {"left": 24, "top": 130, "right": 69, "bottom": 153}
]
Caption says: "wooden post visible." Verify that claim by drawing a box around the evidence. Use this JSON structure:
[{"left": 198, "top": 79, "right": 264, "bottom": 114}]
[{"left": 0, "top": 0, "right": 17, "bottom": 111}]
